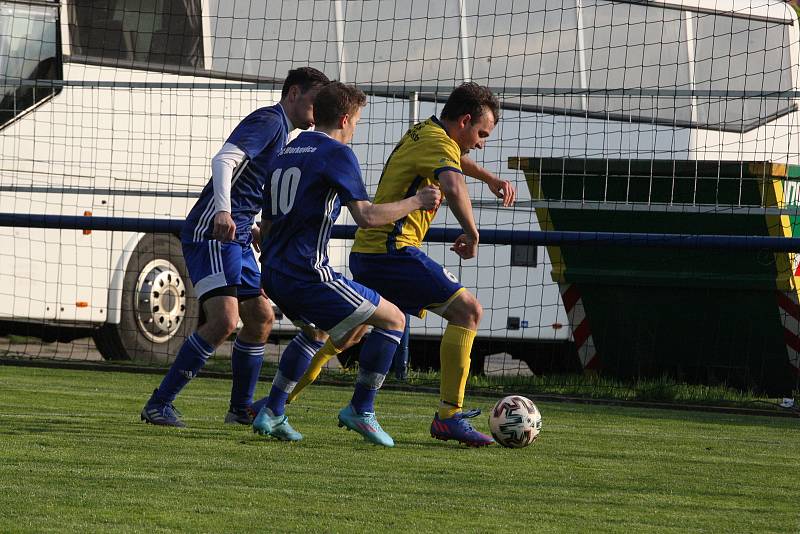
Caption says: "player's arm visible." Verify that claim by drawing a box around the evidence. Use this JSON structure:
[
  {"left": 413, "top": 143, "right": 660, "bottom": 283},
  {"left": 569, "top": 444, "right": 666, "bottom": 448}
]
[
  {"left": 439, "top": 169, "right": 479, "bottom": 260},
  {"left": 257, "top": 219, "right": 272, "bottom": 240},
  {"left": 347, "top": 186, "right": 441, "bottom": 228},
  {"left": 460, "top": 155, "right": 516, "bottom": 207},
  {"left": 251, "top": 218, "right": 265, "bottom": 253},
  {"left": 211, "top": 142, "right": 246, "bottom": 242}
]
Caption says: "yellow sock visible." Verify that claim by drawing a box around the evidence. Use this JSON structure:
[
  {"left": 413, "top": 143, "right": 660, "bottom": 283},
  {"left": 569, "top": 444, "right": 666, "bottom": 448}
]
[
  {"left": 438, "top": 324, "right": 476, "bottom": 419},
  {"left": 286, "top": 339, "right": 340, "bottom": 404}
]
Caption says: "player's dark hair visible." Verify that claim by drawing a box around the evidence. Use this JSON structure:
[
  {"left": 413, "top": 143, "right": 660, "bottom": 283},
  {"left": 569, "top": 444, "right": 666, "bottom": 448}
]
[
  {"left": 440, "top": 82, "right": 500, "bottom": 125},
  {"left": 313, "top": 82, "right": 367, "bottom": 129},
  {"left": 281, "top": 67, "right": 330, "bottom": 97}
]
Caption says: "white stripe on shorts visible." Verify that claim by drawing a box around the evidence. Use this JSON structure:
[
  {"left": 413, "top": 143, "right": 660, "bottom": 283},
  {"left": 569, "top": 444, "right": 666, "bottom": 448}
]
[
  {"left": 213, "top": 241, "right": 223, "bottom": 274},
  {"left": 193, "top": 241, "right": 227, "bottom": 298},
  {"left": 328, "top": 299, "right": 377, "bottom": 343},
  {"left": 207, "top": 241, "right": 217, "bottom": 273},
  {"left": 324, "top": 280, "right": 361, "bottom": 308},
  {"left": 332, "top": 279, "right": 364, "bottom": 304}
]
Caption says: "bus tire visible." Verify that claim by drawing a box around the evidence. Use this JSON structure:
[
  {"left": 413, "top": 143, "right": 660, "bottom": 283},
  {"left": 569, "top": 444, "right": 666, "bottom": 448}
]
[{"left": 93, "top": 234, "right": 198, "bottom": 365}]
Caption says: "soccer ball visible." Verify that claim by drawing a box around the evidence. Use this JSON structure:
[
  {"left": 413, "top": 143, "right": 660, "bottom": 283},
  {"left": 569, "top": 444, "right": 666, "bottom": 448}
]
[{"left": 489, "top": 395, "right": 542, "bottom": 448}]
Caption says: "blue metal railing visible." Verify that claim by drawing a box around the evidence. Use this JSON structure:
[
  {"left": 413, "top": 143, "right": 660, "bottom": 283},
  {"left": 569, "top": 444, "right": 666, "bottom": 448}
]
[{"left": 1, "top": 213, "right": 800, "bottom": 251}]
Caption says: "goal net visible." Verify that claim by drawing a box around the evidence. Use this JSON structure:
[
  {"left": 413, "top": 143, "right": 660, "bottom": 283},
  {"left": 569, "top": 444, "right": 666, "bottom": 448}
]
[{"left": 1, "top": 0, "right": 798, "bottom": 398}]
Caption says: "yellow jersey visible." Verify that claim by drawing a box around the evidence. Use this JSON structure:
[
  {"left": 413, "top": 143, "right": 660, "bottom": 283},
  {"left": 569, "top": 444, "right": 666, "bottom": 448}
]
[{"left": 352, "top": 116, "right": 462, "bottom": 253}]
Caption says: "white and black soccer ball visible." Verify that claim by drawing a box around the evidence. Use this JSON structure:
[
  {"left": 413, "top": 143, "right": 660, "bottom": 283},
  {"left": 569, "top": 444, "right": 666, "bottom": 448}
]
[{"left": 489, "top": 395, "right": 542, "bottom": 448}]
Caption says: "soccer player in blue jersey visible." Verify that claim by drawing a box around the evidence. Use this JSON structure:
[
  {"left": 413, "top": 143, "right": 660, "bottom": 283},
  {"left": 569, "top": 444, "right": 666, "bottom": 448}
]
[
  {"left": 249, "top": 82, "right": 441, "bottom": 447},
  {"left": 140, "top": 67, "right": 330, "bottom": 427}
]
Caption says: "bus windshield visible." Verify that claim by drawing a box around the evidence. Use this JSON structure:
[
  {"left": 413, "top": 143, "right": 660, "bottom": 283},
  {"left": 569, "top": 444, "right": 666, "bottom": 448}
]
[
  {"left": 0, "top": 1, "right": 60, "bottom": 128},
  {"left": 68, "top": 0, "right": 203, "bottom": 70}
]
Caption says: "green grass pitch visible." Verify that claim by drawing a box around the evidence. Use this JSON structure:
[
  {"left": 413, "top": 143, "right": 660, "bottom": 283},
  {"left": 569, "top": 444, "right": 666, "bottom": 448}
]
[{"left": 0, "top": 366, "right": 798, "bottom": 533}]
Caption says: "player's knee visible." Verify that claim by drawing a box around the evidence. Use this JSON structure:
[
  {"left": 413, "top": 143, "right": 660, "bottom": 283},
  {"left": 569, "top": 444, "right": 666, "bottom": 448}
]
[
  {"left": 469, "top": 299, "right": 483, "bottom": 323},
  {"left": 334, "top": 326, "right": 365, "bottom": 351},
  {"left": 200, "top": 313, "right": 238, "bottom": 346},
  {"left": 386, "top": 307, "right": 406, "bottom": 332},
  {"left": 301, "top": 326, "right": 327, "bottom": 344},
  {"left": 239, "top": 297, "right": 274, "bottom": 338},
  {"left": 218, "top": 314, "right": 240, "bottom": 338},
  {"left": 251, "top": 301, "right": 274, "bottom": 326},
  {"left": 351, "top": 326, "right": 369, "bottom": 345},
  {"left": 310, "top": 328, "right": 328, "bottom": 344},
  {"left": 464, "top": 302, "right": 483, "bottom": 329},
  {"left": 450, "top": 293, "right": 482, "bottom": 329}
]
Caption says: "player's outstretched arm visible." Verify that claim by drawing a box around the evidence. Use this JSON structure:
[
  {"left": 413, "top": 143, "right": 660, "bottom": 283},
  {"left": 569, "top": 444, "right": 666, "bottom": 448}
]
[
  {"left": 347, "top": 185, "right": 441, "bottom": 228},
  {"left": 460, "top": 155, "right": 516, "bottom": 207},
  {"left": 439, "top": 170, "right": 479, "bottom": 260}
]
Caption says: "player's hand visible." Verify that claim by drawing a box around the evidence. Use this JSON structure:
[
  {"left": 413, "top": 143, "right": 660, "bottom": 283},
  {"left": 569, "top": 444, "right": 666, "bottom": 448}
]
[
  {"left": 212, "top": 211, "right": 236, "bottom": 243},
  {"left": 488, "top": 177, "right": 516, "bottom": 207},
  {"left": 451, "top": 233, "right": 478, "bottom": 260},
  {"left": 251, "top": 223, "right": 262, "bottom": 253},
  {"left": 416, "top": 185, "right": 442, "bottom": 212}
]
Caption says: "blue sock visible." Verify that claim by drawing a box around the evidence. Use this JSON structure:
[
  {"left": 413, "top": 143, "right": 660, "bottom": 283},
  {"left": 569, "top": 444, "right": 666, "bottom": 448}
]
[
  {"left": 351, "top": 328, "right": 402, "bottom": 414},
  {"left": 155, "top": 332, "right": 214, "bottom": 404},
  {"left": 392, "top": 314, "right": 411, "bottom": 379},
  {"left": 252, "top": 332, "right": 323, "bottom": 417},
  {"left": 230, "top": 338, "right": 264, "bottom": 410}
]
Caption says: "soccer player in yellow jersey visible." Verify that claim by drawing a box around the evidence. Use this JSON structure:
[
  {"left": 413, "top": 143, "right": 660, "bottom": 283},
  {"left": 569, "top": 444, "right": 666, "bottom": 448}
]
[{"left": 290, "top": 83, "right": 514, "bottom": 446}]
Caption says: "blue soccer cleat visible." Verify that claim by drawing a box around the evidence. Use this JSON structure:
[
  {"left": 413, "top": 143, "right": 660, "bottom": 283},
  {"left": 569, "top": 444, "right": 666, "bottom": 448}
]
[
  {"left": 430, "top": 409, "right": 494, "bottom": 447},
  {"left": 224, "top": 405, "right": 256, "bottom": 425},
  {"left": 252, "top": 407, "right": 302, "bottom": 441},
  {"left": 140, "top": 389, "right": 186, "bottom": 428},
  {"left": 337, "top": 405, "right": 394, "bottom": 447}
]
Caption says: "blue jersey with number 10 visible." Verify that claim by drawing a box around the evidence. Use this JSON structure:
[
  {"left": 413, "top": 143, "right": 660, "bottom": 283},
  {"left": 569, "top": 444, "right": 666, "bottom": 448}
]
[{"left": 261, "top": 131, "right": 368, "bottom": 282}]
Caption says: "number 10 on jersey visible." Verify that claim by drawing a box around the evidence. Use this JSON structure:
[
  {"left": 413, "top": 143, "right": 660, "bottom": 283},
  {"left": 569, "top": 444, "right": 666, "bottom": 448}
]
[{"left": 270, "top": 167, "right": 301, "bottom": 215}]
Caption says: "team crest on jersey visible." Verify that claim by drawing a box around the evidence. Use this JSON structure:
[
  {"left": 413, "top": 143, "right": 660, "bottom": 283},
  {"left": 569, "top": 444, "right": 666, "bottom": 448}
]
[{"left": 442, "top": 267, "right": 459, "bottom": 283}]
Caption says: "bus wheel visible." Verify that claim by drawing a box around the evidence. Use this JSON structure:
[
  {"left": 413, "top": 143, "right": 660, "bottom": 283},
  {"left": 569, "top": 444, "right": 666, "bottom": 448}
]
[{"left": 93, "top": 234, "right": 198, "bottom": 365}]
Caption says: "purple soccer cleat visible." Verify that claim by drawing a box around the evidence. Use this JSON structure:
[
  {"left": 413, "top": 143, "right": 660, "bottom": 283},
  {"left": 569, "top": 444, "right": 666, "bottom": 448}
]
[{"left": 430, "top": 409, "right": 494, "bottom": 447}]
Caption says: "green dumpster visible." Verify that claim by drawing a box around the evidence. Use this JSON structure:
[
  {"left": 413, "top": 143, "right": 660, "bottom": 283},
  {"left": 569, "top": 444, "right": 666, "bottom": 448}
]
[{"left": 510, "top": 157, "right": 800, "bottom": 395}]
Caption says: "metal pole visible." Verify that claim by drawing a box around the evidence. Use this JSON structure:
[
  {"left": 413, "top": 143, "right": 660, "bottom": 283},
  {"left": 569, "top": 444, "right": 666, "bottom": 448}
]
[
  {"left": 334, "top": 0, "right": 346, "bottom": 82},
  {"left": 408, "top": 91, "right": 419, "bottom": 127},
  {"left": 458, "top": 0, "right": 471, "bottom": 82}
]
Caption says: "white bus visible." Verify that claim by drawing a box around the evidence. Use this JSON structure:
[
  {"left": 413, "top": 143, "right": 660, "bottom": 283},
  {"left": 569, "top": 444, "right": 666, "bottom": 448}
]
[{"left": 1, "top": 0, "right": 797, "bottom": 373}]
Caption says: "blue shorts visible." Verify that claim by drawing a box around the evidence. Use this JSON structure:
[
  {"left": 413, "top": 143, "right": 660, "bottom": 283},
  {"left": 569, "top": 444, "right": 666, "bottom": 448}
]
[
  {"left": 349, "top": 247, "right": 464, "bottom": 318},
  {"left": 262, "top": 269, "right": 380, "bottom": 341},
  {"left": 182, "top": 240, "right": 261, "bottom": 299}
]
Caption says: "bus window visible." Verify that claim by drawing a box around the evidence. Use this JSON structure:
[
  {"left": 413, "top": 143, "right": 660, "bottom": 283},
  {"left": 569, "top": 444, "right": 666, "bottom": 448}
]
[
  {"left": 342, "top": 1, "right": 463, "bottom": 85},
  {"left": 68, "top": 0, "right": 203, "bottom": 69},
  {"left": 582, "top": 1, "right": 692, "bottom": 125},
  {"left": 0, "top": 2, "right": 60, "bottom": 128},
  {"left": 468, "top": 0, "right": 582, "bottom": 113},
  {"left": 209, "top": 0, "right": 336, "bottom": 81},
  {"left": 693, "top": 13, "right": 793, "bottom": 131}
]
